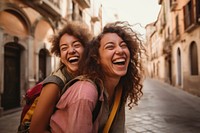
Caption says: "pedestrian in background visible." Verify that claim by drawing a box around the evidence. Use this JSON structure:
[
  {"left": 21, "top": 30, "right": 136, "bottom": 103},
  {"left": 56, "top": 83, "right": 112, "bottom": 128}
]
[
  {"left": 29, "top": 21, "right": 92, "bottom": 133},
  {"left": 50, "top": 21, "right": 145, "bottom": 133}
]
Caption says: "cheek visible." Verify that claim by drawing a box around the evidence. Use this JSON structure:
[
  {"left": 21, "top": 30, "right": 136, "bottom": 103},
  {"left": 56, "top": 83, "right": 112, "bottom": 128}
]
[
  {"left": 60, "top": 51, "right": 67, "bottom": 61},
  {"left": 78, "top": 48, "right": 84, "bottom": 56}
]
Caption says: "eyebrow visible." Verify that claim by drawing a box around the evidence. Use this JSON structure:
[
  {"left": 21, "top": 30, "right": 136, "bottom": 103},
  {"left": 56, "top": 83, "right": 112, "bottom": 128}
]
[
  {"left": 60, "top": 40, "right": 80, "bottom": 47},
  {"left": 104, "top": 40, "right": 125, "bottom": 46}
]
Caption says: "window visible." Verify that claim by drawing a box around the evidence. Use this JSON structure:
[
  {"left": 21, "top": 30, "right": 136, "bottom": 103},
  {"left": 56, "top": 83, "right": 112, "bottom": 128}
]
[
  {"left": 183, "top": 0, "right": 195, "bottom": 29},
  {"left": 72, "top": 1, "right": 75, "bottom": 20},
  {"left": 190, "top": 42, "right": 199, "bottom": 75},
  {"left": 175, "top": 15, "right": 179, "bottom": 35},
  {"left": 197, "top": 0, "right": 200, "bottom": 22}
]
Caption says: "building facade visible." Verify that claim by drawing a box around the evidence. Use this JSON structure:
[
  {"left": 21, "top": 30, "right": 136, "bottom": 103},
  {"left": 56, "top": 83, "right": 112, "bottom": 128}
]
[
  {"left": 0, "top": 0, "right": 102, "bottom": 115},
  {"left": 146, "top": 0, "right": 200, "bottom": 96}
]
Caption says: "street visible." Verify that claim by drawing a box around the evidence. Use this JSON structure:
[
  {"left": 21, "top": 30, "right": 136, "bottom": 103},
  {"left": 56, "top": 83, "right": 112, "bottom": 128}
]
[
  {"left": 125, "top": 78, "right": 200, "bottom": 133},
  {"left": 0, "top": 78, "right": 200, "bottom": 133}
]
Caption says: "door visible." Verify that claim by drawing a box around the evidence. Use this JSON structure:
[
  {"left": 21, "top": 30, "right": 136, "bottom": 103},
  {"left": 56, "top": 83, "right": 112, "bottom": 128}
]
[
  {"left": 39, "top": 49, "right": 47, "bottom": 82},
  {"left": 2, "top": 43, "right": 21, "bottom": 110}
]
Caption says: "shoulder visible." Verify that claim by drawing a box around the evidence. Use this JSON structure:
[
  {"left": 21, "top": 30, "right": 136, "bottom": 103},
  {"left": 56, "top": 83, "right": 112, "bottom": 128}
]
[
  {"left": 43, "top": 74, "right": 65, "bottom": 89},
  {"left": 72, "top": 80, "right": 98, "bottom": 96},
  {"left": 62, "top": 80, "right": 98, "bottom": 102}
]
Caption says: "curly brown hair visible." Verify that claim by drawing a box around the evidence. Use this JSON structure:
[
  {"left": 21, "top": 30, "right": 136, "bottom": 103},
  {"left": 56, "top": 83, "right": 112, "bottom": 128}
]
[
  {"left": 79, "top": 21, "right": 145, "bottom": 109},
  {"left": 49, "top": 21, "right": 93, "bottom": 57}
]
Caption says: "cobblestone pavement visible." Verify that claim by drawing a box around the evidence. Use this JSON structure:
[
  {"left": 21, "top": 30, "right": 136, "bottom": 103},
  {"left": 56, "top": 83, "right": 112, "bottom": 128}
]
[
  {"left": 125, "top": 78, "right": 200, "bottom": 133},
  {"left": 0, "top": 78, "right": 200, "bottom": 133}
]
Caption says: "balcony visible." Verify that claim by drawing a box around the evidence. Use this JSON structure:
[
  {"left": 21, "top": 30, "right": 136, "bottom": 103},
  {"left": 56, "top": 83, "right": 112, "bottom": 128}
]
[
  {"left": 75, "top": 0, "right": 90, "bottom": 9},
  {"left": 23, "top": 0, "right": 62, "bottom": 20}
]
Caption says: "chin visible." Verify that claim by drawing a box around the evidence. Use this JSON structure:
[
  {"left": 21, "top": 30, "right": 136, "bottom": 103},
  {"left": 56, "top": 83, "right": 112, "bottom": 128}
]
[{"left": 117, "top": 72, "right": 127, "bottom": 77}]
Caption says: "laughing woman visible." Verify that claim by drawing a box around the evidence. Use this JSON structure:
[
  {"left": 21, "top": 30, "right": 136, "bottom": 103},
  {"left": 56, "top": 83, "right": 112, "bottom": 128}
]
[{"left": 29, "top": 21, "right": 92, "bottom": 133}]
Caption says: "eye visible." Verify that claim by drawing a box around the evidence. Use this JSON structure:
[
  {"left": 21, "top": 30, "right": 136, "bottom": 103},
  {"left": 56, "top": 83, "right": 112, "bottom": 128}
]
[
  {"left": 73, "top": 42, "right": 82, "bottom": 48},
  {"left": 60, "top": 45, "right": 68, "bottom": 51},
  {"left": 120, "top": 42, "right": 127, "bottom": 49},
  {"left": 105, "top": 43, "right": 114, "bottom": 50}
]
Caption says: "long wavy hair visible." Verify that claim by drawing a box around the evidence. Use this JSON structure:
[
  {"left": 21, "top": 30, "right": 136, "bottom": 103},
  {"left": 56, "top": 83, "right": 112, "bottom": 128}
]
[{"left": 78, "top": 21, "right": 145, "bottom": 109}]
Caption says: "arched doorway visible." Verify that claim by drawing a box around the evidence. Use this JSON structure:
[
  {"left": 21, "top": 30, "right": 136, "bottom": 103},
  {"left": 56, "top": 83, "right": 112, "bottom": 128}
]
[
  {"left": 177, "top": 48, "right": 182, "bottom": 86},
  {"left": 38, "top": 49, "right": 48, "bottom": 82},
  {"left": 189, "top": 42, "right": 199, "bottom": 75},
  {"left": 2, "top": 42, "right": 21, "bottom": 110}
]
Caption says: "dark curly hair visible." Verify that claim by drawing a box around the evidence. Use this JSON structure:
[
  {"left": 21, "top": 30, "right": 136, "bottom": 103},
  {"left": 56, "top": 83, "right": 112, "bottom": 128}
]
[
  {"left": 49, "top": 21, "right": 93, "bottom": 57},
  {"left": 78, "top": 21, "right": 145, "bottom": 109}
]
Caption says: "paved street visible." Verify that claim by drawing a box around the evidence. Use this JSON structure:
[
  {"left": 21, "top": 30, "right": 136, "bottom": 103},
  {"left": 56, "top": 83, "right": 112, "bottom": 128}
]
[
  {"left": 0, "top": 78, "right": 200, "bottom": 133},
  {"left": 125, "top": 78, "right": 200, "bottom": 133}
]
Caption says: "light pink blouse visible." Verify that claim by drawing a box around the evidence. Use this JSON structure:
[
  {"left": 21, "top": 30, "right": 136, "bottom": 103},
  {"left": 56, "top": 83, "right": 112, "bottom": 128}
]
[{"left": 50, "top": 80, "right": 99, "bottom": 133}]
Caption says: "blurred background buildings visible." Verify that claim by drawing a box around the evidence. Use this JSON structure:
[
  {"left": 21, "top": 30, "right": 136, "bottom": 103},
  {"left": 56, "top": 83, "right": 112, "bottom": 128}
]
[
  {"left": 0, "top": 0, "right": 199, "bottom": 116},
  {"left": 0, "top": 0, "right": 106, "bottom": 115},
  {"left": 145, "top": 0, "right": 200, "bottom": 97}
]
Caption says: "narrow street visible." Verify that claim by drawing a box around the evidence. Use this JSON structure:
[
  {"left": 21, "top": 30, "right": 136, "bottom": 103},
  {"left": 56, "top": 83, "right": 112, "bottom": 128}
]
[
  {"left": 125, "top": 78, "right": 200, "bottom": 133},
  {"left": 0, "top": 78, "right": 200, "bottom": 133}
]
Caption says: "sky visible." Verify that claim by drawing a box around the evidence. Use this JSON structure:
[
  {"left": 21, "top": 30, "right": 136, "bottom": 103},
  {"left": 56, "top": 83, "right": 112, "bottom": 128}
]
[{"left": 101, "top": 0, "right": 161, "bottom": 38}]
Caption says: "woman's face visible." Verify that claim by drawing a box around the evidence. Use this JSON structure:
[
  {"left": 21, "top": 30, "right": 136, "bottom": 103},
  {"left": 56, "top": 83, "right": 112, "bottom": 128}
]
[
  {"left": 59, "top": 33, "right": 84, "bottom": 74},
  {"left": 98, "top": 33, "right": 130, "bottom": 79}
]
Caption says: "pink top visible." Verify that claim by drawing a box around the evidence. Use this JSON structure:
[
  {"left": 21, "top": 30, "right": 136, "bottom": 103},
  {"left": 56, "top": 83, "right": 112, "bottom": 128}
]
[{"left": 50, "top": 80, "right": 99, "bottom": 133}]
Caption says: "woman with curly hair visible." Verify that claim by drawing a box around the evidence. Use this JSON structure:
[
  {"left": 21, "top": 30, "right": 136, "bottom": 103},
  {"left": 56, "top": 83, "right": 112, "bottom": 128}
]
[
  {"left": 29, "top": 21, "right": 92, "bottom": 133},
  {"left": 50, "top": 21, "right": 145, "bottom": 133},
  {"left": 81, "top": 21, "right": 145, "bottom": 132}
]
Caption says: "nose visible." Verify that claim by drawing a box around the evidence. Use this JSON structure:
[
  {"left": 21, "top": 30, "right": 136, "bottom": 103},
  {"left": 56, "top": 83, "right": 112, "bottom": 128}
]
[
  {"left": 115, "top": 46, "right": 123, "bottom": 54},
  {"left": 68, "top": 46, "right": 76, "bottom": 54}
]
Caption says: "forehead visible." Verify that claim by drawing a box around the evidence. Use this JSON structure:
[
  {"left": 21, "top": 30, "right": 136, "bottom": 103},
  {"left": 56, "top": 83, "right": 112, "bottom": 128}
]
[
  {"left": 59, "top": 34, "right": 80, "bottom": 47},
  {"left": 100, "top": 33, "right": 122, "bottom": 44},
  {"left": 60, "top": 33, "right": 78, "bottom": 42}
]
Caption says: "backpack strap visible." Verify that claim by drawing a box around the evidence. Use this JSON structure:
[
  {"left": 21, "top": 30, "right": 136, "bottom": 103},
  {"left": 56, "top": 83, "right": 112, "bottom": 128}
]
[
  {"left": 103, "top": 86, "right": 122, "bottom": 133},
  {"left": 51, "top": 67, "right": 67, "bottom": 84}
]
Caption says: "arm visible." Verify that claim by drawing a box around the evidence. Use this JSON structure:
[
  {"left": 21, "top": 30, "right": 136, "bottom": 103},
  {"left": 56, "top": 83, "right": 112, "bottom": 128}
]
[{"left": 30, "top": 83, "right": 60, "bottom": 133}]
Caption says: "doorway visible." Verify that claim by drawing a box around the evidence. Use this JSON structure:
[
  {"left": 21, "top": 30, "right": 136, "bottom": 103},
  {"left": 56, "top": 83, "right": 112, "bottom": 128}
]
[{"left": 2, "top": 43, "right": 21, "bottom": 110}]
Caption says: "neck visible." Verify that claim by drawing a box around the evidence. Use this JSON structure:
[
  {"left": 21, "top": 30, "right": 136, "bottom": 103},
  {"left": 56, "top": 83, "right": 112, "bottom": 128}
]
[{"left": 104, "top": 76, "right": 120, "bottom": 106}]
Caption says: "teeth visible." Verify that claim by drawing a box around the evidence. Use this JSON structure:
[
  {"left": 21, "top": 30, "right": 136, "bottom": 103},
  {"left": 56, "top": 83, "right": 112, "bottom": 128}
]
[
  {"left": 68, "top": 57, "right": 79, "bottom": 62},
  {"left": 113, "top": 58, "right": 125, "bottom": 64}
]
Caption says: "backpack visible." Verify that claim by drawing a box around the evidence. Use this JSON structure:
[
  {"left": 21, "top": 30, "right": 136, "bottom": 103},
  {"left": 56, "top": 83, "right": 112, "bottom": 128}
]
[
  {"left": 17, "top": 68, "right": 67, "bottom": 133},
  {"left": 17, "top": 74, "right": 101, "bottom": 133}
]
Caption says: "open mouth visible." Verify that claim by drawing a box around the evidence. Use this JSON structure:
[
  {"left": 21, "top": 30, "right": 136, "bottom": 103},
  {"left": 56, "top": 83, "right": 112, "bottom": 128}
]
[
  {"left": 113, "top": 58, "right": 126, "bottom": 65},
  {"left": 68, "top": 57, "right": 79, "bottom": 63}
]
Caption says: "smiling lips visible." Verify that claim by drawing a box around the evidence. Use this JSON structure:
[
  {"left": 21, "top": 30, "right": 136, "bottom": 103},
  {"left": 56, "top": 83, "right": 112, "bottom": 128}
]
[
  {"left": 113, "top": 58, "right": 126, "bottom": 65},
  {"left": 68, "top": 56, "right": 79, "bottom": 64}
]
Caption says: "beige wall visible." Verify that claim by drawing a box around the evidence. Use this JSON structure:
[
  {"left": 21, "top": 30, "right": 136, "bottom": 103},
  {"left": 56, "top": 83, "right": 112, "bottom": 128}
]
[{"left": 146, "top": 0, "right": 200, "bottom": 96}]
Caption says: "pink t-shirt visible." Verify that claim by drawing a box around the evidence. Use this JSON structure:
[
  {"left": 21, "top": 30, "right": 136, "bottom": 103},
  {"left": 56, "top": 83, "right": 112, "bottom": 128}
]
[{"left": 50, "top": 80, "right": 99, "bottom": 133}]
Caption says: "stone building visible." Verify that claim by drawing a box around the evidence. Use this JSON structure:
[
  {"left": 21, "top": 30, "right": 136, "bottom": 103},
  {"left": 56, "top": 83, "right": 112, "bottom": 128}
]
[
  {"left": 0, "top": 0, "right": 102, "bottom": 115},
  {"left": 146, "top": 0, "right": 200, "bottom": 96}
]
